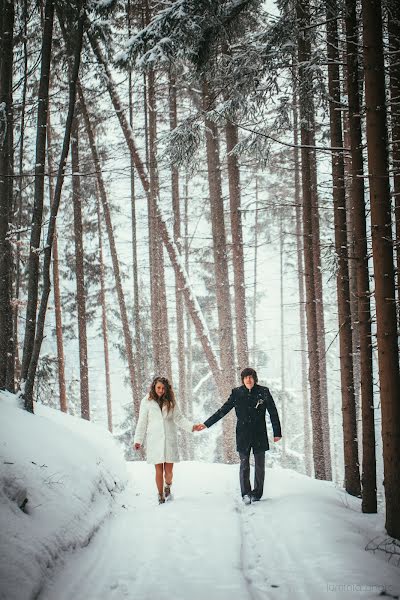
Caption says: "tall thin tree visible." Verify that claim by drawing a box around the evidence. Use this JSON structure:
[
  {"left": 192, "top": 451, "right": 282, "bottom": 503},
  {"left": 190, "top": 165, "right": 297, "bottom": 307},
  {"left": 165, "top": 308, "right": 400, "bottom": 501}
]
[
  {"left": 78, "top": 85, "right": 139, "bottom": 414},
  {"left": 203, "top": 80, "right": 237, "bottom": 461},
  {"left": 23, "top": 5, "right": 85, "bottom": 412},
  {"left": 362, "top": 0, "right": 400, "bottom": 537},
  {"left": 225, "top": 119, "right": 249, "bottom": 371},
  {"left": 296, "top": 0, "right": 327, "bottom": 479},
  {"left": 292, "top": 77, "right": 312, "bottom": 476},
  {"left": 0, "top": 0, "right": 15, "bottom": 391},
  {"left": 71, "top": 114, "right": 90, "bottom": 420},
  {"left": 21, "top": 0, "right": 54, "bottom": 384},
  {"left": 86, "top": 26, "right": 225, "bottom": 395},
  {"left": 344, "top": 0, "right": 377, "bottom": 512},
  {"left": 127, "top": 0, "right": 144, "bottom": 405},
  {"left": 387, "top": 0, "right": 400, "bottom": 316},
  {"left": 47, "top": 120, "right": 67, "bottom": 413},
  {"left": 326, "top": 0, "right": 360, "bottom": 496},
  {"left": 96, "top": 189, "right": 113, "bottom": 432},
  {"left": 169, "top": 69, "right": 189, "bottom": 458}
]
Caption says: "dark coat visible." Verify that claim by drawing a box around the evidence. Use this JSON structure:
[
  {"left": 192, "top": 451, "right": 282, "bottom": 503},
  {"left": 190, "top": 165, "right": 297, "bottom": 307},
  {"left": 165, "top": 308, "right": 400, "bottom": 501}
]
[{"left": 204, "top": 384, "right": 282, "bottom": 453}]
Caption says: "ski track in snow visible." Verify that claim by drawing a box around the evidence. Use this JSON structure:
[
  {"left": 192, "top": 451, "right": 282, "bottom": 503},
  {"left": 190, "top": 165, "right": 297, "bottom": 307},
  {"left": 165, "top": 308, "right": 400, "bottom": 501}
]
[
  {"left": 39, "top": 462, "right": 251, "bottom": 600},
  {"left": 38, "top": 462, "right": 400, "bottom": 600}
]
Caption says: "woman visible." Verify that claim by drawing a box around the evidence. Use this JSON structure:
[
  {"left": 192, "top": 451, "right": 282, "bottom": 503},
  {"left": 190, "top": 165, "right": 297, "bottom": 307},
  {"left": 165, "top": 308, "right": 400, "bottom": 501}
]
[{"left": 134, "top": 376, "right": 200, "bottom": 504}]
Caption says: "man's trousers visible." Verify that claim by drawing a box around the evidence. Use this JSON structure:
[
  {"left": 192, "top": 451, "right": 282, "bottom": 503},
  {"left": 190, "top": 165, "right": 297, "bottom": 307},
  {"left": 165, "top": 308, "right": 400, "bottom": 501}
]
[{"left": 239, "top": 448, "right": 265, "bottom": 499}]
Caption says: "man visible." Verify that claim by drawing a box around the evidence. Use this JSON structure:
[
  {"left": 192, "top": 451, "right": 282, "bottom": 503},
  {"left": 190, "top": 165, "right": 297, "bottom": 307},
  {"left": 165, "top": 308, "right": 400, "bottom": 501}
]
[{"left": 198, "top": 367, "right": 282, "bottom": 504}]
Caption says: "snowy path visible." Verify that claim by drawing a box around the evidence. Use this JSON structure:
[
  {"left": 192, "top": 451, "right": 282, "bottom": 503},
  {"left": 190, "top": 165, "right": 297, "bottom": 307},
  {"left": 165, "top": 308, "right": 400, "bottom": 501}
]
[{"left": 39, "top": 462, "right": 400, "bottom": 600}]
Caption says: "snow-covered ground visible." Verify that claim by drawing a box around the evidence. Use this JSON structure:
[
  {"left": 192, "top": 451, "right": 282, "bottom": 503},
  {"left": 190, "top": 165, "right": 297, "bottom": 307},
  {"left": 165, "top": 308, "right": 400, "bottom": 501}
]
[{"left": 1, "top": 392, "right": 399, "bottom": 600}]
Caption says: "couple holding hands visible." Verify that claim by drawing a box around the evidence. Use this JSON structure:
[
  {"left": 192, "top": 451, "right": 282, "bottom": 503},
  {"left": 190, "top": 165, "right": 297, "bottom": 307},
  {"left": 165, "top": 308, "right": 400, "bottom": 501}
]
[{"left": 133, "top": 368, "right": 282, "bottom": 505}]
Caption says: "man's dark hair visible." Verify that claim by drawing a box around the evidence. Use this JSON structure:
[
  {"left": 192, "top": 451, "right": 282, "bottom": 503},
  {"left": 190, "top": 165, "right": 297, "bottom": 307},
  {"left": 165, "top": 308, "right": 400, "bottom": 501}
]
[{"left": 240, "top": 367, "right": 258, "bottom": 383}]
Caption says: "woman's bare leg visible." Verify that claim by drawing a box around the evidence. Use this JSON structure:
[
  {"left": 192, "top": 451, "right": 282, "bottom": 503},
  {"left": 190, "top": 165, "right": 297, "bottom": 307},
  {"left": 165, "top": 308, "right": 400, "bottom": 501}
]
[
  {"left": 155, "top": 464, "right": 164, "bottom": 495},
  {"left": 164, "top": 462, "right": 174, "bottom": 485}
]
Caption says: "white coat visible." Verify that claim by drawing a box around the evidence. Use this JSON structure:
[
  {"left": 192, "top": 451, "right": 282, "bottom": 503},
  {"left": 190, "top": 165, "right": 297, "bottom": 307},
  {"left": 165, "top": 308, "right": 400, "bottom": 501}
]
[{"left": 134, "top": 396, "right": 193, "bottom": 464}]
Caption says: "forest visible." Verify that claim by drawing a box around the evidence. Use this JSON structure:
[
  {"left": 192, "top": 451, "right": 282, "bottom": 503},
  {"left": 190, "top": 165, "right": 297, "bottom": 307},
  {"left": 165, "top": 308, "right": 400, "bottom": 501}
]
[{"left": 0, "top": 0, "right": 399, "bottom": 542}]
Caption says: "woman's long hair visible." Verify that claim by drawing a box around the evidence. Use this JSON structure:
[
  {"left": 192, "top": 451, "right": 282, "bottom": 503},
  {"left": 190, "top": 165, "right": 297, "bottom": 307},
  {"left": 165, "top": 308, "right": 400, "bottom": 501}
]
[{"left": 149, "top": 377, "right": 176, "bottom": 413}]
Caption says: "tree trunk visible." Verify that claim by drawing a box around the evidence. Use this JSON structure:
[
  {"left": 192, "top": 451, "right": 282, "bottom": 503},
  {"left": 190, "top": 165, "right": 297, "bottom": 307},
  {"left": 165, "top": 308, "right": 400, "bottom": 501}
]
[
  {"left": 147, "top": 67, "right": 172, "bottom": 380},
  {"left": 169, "top": 69, "right": 189, "bottom": 457},
  {"left": 0, "top": 0, "right": 15, "bottom": 391},
  {"left": 343, "top": 116, "right": 362, "bottom": 461},
  {"left": 184, "top": 173, "right": 194, "bottom": 459},
  {"left": 387, "top": 0, "right": 400, "bottom": 321},
  {"left": 13, "top": 0, "right": 28, "bottom": 388},
  {"left": 23, "top": 7, "right": 84, "bottom": 412},
  {"left": 203, "top": 80, "right": 237, "bottom": 462},
  {"left": 96, "top": 188, "right": 112, "bottom": 432},
  {"left": 293, "top": 78, "right": 312, "bottom": 476},
  {"left": 71, "top": 114, "right": 90, "bottom": 420},
  {"left": 296, "top": 0, "right": 327, "bottom": 479},
  {"left": 252, "top": 176, "right": 259, "bottom": 365},
  {"left": 326, "top": 0, "right": 360, "bottom": 496},
  {"left": 21, "top": 0, "right": 54, "bottom": 383},
  {"left": 279, "top": 212, "right": 286, "bottom": 457},
  {"left": 127, "top": 1, "right": 143, "bottom": 406},
  {"left": 78, "top": 84, "right": 139, "bottom": 414},
  {"left": 344, "top": 0, "right": 377, "bottom": 513},
  {"left": 362, "top": 0, "right": 400, "bottom": 537},
  {"left": 130, "top": 164, "right": 143, "bottom": 406},
  {"left": 309, "top": 146, "right": 332, "bottom": 479},
  {"left": 225, "top": 120, "right": 249, "bottom": 370},
  {"left": 47, "top": 120, "right": 67, "bottom": 413}
]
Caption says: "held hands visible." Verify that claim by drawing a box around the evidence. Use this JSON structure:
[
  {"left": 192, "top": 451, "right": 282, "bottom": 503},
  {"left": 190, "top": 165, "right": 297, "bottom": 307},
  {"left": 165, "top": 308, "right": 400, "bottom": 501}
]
[{"left": 192, "top": 423, "right": 206, "bottom": 432}]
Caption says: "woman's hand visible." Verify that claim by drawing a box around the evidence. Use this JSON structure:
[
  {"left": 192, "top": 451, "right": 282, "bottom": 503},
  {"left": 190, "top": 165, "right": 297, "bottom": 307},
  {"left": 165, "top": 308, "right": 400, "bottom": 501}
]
[{"left": 134, "top": 442, "right": 141, "bottom": 450}]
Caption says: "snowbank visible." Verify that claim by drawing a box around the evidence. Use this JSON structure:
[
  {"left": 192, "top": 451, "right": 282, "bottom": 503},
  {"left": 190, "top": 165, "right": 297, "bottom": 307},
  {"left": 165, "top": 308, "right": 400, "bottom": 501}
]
[{"left": 0, "top": 391, "right": 127, "bottom": 600}]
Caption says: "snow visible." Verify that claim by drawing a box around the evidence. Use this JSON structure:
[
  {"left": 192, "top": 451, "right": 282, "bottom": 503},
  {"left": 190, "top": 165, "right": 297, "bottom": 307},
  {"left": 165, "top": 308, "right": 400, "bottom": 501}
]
[
  {"left": 1, "top": 391, "right": 400, "bottom": 600},
  {"left": 0, "top": 391, "right": 127, "bottom": 600}
]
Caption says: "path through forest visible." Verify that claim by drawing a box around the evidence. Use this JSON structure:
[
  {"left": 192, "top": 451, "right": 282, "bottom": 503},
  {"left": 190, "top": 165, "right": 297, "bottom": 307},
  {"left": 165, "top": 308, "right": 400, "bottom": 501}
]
[{"left": 38, "top": 462, "right": 400, "bottom": 600}]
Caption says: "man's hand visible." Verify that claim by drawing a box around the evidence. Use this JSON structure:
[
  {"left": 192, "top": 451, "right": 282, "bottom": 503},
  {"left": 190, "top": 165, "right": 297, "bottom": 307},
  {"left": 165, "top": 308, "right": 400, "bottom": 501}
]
[
  {"left": 193, "top": 423, "right": 206, "bottom": 432},
  {"left": 273, "top": 437, "right": 282, "bottom": 442},
  {"left": 134, "top": 442, "right": 141, "bottom": 450}
]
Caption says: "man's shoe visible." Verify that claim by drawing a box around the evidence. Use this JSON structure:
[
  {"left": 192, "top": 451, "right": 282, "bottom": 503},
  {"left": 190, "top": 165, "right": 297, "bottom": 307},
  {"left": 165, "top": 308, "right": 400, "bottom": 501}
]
[
  {"left": 251, "top": 490, "right": 261, "bottom": 501},
  {"left": 242, "top": 494, "right": 252, "bottom": 505},
  {"left": 158, "top": 493, "right": 165, "bottom": 505}
]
